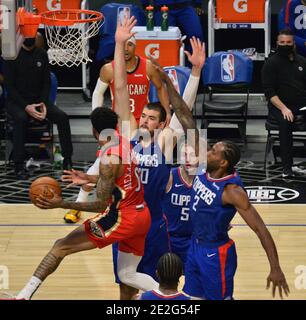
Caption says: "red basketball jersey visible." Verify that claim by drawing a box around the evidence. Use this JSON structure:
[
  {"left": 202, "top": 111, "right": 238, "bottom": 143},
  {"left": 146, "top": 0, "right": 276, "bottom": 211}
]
[
  {"left": 98, "top": 135, "right": 145, "bottom": 209},
  {"left": 110, "top": 56, "right": 150, "bottom": 122}
]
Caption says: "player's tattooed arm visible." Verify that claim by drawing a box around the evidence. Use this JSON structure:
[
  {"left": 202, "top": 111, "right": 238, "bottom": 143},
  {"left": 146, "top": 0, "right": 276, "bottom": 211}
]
[{"left": 36, "top": 156, "right": 121, "bottom": 213}]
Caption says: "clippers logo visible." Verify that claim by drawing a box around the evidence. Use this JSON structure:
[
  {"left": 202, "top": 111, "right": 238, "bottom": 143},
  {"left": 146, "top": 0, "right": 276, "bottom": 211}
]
[
  {"left": 233, "top": 0, "right": 248, "bottom": 13},
  {"left": 145, "top": 43, "right": 160, "bottom": 60},
  {"left": 245, "top": 186, "right": 300, "bottom": 203},
  {"left": 221, "top": 54, "right": 235, "bottom": 82},
  {"left": 47, "top": 0, "right": 61, "bottom": 11},
  {"left": 166, "top": 68, "right": 180, "bottom": 94}
]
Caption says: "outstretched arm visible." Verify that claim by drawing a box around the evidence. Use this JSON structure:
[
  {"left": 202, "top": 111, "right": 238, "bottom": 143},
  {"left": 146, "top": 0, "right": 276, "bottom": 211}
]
[
  {"left": 92, "top": 64, "right": 111, "bottom": 110},
  {"left": 114, "top": 17, "right": 138, "bottom": 138},
  {"left": 35, "top": 156, "right": 121, "bottom": 213},
  {"left": 169, "top": 37, "right": 205, "bottom": 131},
  {"left": 223, "top": 185, "right": 290, "bottom": 299}
]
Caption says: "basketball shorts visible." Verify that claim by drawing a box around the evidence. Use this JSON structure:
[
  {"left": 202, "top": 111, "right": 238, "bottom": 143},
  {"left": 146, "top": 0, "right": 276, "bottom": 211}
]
[
  {"left": 183, "top": 238, "right": 237, "bottom": 300},
  {"left": 112, "top": 215, "right": 171, "bottom": 283},
  {"left": 84, "top": 204, "right": 150, "bottom": 256},
  {"left": 169, "top": 234, "right": 192, "bottom": 267}
]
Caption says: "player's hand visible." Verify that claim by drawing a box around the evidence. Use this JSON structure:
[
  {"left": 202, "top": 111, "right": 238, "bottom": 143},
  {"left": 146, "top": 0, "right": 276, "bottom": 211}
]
[
  {"left": 25, "top": 104, "right": 45, "bottom": 121},
  {"left": 35, "top": 189, "right": 63, "bottom": 209},
  {"left": 266, "top": 268, "right": 290, "bottom": 299},
  {"left": 61, "top": 169, "right": 92, "bottom": 187},
  {"left": 38, "top": 102, "right": 47, "bottom": 120},
  {"left": 115, "top": 16, "right": 137, "bottom": 44},
  {"left": 184, "top": 37, "right": 206, "bottom": 70},
  {"left": 281, "top": 107, "right": 294, "bottom": 122}
]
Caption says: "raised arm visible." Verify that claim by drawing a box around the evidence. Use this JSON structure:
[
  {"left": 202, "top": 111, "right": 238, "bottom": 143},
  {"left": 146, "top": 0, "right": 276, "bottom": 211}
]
[
  {"left": 113, "top": 17, "right": 138, "bottom": 137},
  {"left": 169, "top": 37, "right": 205, "bottom": 131},
  {"left": 146, "top": 59, "right": 171, "bottom": 121},
  {"left": 223, "top": 184, "right": 290, "bottom": 299}
]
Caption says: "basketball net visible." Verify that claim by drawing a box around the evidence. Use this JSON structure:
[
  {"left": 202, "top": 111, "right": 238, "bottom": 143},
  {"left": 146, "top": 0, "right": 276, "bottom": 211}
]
[
  {"left": 18, "top": 8, "right": 104, "bottom": 68},
  {"left": 43, "top": 11, "right": 103, "bottom": 67}
]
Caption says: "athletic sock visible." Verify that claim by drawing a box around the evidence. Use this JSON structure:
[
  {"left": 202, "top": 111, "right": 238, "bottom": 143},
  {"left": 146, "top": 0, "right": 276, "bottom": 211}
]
[{"left": 16, "top": 276, "right": 42, "bottom": 300}]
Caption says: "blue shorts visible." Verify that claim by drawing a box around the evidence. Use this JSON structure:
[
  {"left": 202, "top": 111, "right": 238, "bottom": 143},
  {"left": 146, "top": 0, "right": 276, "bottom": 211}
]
[
  {"left": 112, "top": 217, "right": 171, "bottom": 283},
  {"left": 183, "top": 238, "right": 237, "bottom": 300},
  {"left": 170, "top": 235, "right": 191, "bottom": 267}
]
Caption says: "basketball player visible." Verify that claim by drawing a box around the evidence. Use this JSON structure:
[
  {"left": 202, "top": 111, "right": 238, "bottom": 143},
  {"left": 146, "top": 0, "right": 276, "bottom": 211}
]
[
  {"left": 15, "top": 107, "right": 159, "bottom": 300},
  {"left": 92, "top": 36, "right": 170, "bottom": 121},
  {"left": 135, "top": 253, "right": 191, "bottom": 300},
  {"left": 161, "top": 144, "right": 194, "bottom": 266},
  {"left": 112, "top": 17, "right": 205, "bottom": 300},
  {"left": 152, "top": 61, "right": 290, "bottom": 299},
  {"left": 64, "top": 36, "right": 170, "bottom": 224}
]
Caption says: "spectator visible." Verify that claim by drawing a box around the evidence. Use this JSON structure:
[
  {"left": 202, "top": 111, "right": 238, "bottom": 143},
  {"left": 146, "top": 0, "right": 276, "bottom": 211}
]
[
  {"left": 141, "top": 1, "right": 204, "bottom": 55},
  {"left": 3, "top": 34, "right": 73, "bottom": 179},
  {"left": 279, "top": 0, "right": 306, "bottom": 56},
  {"left": 262, "top": 29, "right": 306, "bottom": 177}
]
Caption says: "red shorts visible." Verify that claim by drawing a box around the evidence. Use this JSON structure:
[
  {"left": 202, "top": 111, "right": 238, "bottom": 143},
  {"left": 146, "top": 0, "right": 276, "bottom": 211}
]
[{"left": 84, "top": 204, "right": 151, "bottom": 256}]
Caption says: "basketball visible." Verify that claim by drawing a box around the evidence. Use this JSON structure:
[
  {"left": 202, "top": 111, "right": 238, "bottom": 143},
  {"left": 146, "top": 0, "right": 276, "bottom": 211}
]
[{"left": 29, "top": 177, "right": 62, "bottom": 205}]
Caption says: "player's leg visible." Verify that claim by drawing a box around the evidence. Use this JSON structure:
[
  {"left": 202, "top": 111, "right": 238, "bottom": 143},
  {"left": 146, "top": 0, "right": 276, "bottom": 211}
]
[
  {"left": 16, "top": 225, "right": 96, "bottom": 300},
  {"left": 199, "top": 240, "right": 237, "bottom": 300},
  {"left": 183, "top": 238, "right": 206, "bottom": 299},
  {"left": 64, "top": 157, "right": 100, "bottom": 223}
]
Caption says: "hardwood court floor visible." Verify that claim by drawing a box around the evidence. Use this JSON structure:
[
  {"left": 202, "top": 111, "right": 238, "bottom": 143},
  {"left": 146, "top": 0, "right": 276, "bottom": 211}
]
[{"left": 0, "top": 204, "right": 306, "bottom": 300}]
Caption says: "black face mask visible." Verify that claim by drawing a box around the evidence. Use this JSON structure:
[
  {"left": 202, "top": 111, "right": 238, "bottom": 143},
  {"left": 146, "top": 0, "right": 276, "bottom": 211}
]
[
  {"left": 23, "top": 38, "right": 36, "bottom": 48},
  {"left": 277, "top": 45, "right": 295, "bottom": 56}
]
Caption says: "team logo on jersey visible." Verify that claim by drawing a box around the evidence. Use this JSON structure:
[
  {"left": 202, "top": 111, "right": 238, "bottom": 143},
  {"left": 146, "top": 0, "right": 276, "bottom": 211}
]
[
  {"left": 221, "top": 54, "right": 235, "bottom": 82},
  {"left": 245, "top": 186, "right": 299, "bottom": 203},
  {"left": 166, "top": 68, "right": 180, "bottom": 94},
  {"left": 89, "top": 220, "right": 104, "bottom": 238}
]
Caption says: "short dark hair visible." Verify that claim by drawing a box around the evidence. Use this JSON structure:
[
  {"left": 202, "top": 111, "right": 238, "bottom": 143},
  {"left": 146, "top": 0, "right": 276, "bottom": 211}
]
[
  {"left": 157, "top": 253, "right": 183, "bottom": 288},
  {"left": 145, "top": 102, "right": 167, "bottom": 122},
  {"left": 90, "top": 107, "right": 118, "bottom": 133},
  {"left": 221, "top": 141, "right": 241, "bottom": 173},
  {"left": 278, "top": 28, "right": 294, "bottom": 37}
]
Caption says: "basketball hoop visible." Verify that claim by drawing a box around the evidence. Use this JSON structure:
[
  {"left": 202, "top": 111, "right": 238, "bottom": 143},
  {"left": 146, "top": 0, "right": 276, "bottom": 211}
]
[{"left": 17, "top": 8, "right": 104, "bottom": 67}]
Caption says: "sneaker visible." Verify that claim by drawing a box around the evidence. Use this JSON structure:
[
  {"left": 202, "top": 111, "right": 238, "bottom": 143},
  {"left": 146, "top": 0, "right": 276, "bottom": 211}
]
[
  {"left": 14, "top": 163, "right": 30, "bottom": 180},
  {"left": 282, "top": 168, "right": 294, "bottom": 178},
  {"left": 292, "top": 166, "right": 306, "bottom": 175},
  {"left": 64, "top": 209, "right": 82, "bottom": 223}
]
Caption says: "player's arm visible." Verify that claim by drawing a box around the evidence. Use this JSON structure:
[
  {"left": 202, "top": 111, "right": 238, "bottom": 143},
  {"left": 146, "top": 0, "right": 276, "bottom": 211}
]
[
  {"left": 146, "top": 60, "right": 171, "bottom": 120},
  {"left": 223, "top": 184, "right": 290, "bottom": 299},
  {"left": 113, "top": 17, "right": 138, "bottom": 138},
  {"left": 92, "top": 64, "right": 111, "bottom": 110},
  {"left": 169, "top": 37, "right": 205, "bottom": 131},
  {"left": 35, "top": 156, "right": 121, "bottom": 213}
]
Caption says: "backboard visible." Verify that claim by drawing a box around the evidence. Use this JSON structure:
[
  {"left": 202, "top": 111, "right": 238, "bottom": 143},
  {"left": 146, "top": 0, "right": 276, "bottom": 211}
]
[{"left": 1, "top": 0, "right": 33, "bottom": 60}]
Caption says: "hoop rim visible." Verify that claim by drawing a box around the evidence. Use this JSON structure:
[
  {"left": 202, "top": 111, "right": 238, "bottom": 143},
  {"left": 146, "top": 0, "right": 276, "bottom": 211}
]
[{"left": 39, "top": 9, "right": 104, "bottom": 26}]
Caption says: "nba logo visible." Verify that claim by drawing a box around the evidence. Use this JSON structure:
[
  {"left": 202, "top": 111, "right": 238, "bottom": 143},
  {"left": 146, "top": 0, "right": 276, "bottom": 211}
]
[
  {"left": 221, "top": 54, "right": 235, "bottom": 82},
  {"left": 166, "top": 69, "right": 180, "bottom": 94}
]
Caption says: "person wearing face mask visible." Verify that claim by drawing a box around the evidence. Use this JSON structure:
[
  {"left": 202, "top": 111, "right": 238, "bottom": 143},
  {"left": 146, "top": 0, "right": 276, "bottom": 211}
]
[
  {"left": 262, "top": 29, "right": 306, "bottom": 178},
  {"left": 3, "top": 34, "right": 73, "bottom": 179}
]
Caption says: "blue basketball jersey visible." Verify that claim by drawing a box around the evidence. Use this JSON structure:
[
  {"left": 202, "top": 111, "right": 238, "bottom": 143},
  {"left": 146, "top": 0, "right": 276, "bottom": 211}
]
[
  {"left": 140, "top": 289, "right": 191, "bottom": 300},
  {"left": 190, "top": 170, "right": 244, "bottom": 247},
  {"left": 131, "top": 139, "right": 171, "bottom": 224},
  {"left": 162, "top": 167, "right": 193, "bottom": 237}
]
